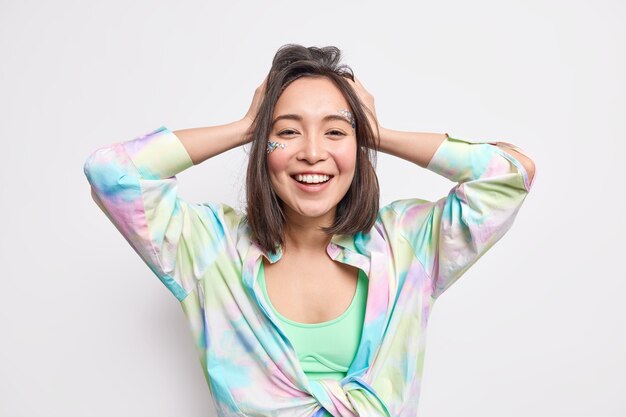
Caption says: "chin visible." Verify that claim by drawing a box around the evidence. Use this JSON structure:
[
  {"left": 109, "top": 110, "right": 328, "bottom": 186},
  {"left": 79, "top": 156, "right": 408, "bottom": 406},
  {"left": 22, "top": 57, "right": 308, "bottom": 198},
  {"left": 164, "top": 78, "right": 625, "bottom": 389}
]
[
  {"left": 289, "top": 203, "right": 336, "bottom": 219},
  {"left": 297, "top": 208, "right": 331, "bottom": 218}
]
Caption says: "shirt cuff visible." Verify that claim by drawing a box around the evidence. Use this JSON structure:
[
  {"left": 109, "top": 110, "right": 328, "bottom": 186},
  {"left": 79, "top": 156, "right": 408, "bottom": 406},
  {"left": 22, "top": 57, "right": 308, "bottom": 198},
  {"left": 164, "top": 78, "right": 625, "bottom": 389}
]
[
  {"left": 121, "top": 125, "right": 194, "bottom": 180},
  {"left": 425, "top": 134, "right": 500, "bottom": 183}
]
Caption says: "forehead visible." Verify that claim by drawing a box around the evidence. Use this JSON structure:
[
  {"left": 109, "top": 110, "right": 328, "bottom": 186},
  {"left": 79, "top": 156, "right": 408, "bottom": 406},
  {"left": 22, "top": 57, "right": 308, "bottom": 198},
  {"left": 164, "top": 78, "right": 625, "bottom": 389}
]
[{"left": 273, "top": 77, "right": 350, "bottom": 117}]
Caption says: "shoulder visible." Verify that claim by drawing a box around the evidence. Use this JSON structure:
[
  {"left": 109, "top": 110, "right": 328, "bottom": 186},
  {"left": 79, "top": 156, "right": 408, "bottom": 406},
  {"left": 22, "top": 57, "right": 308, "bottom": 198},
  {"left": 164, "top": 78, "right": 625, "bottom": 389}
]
[
  {"left": 369, "top": 199, "right": 439, "bottom": 260},
  {"left": 378, "top": 198, "right": 437, "bottom": 228}
]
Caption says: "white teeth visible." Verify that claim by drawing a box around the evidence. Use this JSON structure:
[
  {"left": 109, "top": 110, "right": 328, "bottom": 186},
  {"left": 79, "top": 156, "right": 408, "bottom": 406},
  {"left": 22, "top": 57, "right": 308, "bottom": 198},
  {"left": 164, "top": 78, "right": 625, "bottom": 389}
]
[{"left": 295, "top": 174, "right": 330, "bottom": 184}]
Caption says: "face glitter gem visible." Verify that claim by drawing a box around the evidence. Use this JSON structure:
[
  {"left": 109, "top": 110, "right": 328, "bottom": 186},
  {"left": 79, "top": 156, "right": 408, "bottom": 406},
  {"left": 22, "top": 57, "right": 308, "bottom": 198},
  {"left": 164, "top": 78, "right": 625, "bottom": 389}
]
[
  {"left": 338, "top": 108, "right": 356, "bottom": 129},
  {"left": 267, "top": 141, "right": 287, "bottom": 154}
]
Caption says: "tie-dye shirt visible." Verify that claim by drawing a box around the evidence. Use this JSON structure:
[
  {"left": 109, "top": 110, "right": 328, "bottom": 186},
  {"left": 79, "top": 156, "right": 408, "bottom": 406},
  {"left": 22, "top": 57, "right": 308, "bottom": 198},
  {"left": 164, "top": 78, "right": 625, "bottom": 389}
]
[{"left": 83, "top": 125, "right": 535, "bottom": 417}]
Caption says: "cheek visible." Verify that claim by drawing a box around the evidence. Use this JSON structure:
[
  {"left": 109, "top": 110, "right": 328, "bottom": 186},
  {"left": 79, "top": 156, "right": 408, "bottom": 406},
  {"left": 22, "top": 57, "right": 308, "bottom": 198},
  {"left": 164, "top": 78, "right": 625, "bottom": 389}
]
[
  {"left": 266, "top": 152, "right": 297, "bottom": 196},
  {"left": 333, "top": 144, "right": 358, "bottom": 174},
  {"left": 266, "top": 152, "right": 290, "bottom": 178}
]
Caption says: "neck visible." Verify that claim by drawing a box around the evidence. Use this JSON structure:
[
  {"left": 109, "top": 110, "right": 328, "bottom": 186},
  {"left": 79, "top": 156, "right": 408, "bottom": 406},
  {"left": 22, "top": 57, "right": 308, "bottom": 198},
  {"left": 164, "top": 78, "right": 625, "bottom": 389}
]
[{"left": 283, "top": 207, "right": 336, "bottom": 255}]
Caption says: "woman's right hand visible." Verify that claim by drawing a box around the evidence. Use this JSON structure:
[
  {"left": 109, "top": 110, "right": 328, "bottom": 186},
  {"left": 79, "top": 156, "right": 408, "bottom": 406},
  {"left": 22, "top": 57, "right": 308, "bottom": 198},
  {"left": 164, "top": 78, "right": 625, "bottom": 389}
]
[
  {"left": 238, "top": 75, "right": 268, "bottom": 145},
  {"left": 242, "top": 75, "right": 268, "bottom": 128}
]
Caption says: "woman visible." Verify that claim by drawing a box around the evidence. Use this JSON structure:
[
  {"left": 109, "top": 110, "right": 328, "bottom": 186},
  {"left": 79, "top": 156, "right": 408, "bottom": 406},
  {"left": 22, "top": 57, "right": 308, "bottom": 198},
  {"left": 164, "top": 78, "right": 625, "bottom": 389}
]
[{"left": 83, "top": 44, "right": 536, "bottom": 417}]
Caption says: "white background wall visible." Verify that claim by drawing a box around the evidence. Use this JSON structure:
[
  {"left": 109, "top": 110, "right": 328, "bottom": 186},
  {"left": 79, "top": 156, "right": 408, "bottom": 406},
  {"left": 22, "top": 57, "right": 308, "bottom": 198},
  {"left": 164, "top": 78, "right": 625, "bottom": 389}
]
[{"left": 1, "top": 0, "right": 624, "bottom": 416}]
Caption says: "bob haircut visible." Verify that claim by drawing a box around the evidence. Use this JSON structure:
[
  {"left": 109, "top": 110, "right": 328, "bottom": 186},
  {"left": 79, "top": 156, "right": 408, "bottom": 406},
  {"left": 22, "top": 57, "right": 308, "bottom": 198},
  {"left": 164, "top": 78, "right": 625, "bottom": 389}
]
[{"left": 242, "top": 44, "right": 380, "bottom": 255}]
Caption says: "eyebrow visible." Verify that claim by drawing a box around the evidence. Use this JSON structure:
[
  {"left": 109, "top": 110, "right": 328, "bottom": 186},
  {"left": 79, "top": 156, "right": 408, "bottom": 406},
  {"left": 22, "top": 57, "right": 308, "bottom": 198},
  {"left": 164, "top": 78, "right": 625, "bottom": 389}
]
[{"left": 271, "top": 113, "right": 351, "bottom": 128}]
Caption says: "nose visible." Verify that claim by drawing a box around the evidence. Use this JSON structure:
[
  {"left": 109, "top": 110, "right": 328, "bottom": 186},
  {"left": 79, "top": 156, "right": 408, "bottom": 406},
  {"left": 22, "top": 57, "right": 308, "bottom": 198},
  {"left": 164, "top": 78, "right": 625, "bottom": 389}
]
[{"left": 297, "top": 134, "right": 328, "bottom": 164}]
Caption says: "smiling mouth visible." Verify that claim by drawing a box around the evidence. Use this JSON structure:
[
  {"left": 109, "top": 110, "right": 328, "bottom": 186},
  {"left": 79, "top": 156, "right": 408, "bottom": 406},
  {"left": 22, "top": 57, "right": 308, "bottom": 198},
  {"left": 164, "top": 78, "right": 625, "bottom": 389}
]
[{"left": 291, "top": 175, "right": 334, "bottom": 186}]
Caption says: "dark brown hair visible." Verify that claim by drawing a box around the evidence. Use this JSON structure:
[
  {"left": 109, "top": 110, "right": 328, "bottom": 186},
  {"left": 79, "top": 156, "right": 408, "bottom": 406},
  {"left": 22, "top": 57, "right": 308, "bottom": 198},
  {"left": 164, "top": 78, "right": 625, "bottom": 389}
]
[{"left": 242, "top": 44, "right": 380, "bottom": 255}]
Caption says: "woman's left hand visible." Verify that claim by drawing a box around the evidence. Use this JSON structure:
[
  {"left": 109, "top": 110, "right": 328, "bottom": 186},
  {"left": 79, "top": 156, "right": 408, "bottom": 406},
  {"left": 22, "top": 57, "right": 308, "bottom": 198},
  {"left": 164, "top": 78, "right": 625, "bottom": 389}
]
[{"left": 348, "top": 76, "right": 380, "bottom": 135}]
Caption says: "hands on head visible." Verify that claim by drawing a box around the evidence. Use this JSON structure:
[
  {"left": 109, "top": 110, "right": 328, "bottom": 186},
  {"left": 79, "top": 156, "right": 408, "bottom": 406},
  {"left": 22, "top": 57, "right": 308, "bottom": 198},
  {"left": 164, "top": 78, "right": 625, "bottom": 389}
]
[
  {"left": 241, "top": 73, "right": 380, "bottom": 145},
  {"left": 346, "top": 75, "right": 380, "bottom": 137},
  {"left": 243, "top": 74, "right": 269, "bottom": 129}
]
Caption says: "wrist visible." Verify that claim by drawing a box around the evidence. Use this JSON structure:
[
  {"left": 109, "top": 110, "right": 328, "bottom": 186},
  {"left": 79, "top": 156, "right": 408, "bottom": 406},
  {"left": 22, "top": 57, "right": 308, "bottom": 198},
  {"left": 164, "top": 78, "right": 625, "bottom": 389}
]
[
  {"left": 376, "top": 126, "right": 392, "bottom": 153},
  {"left": 233, "top": 118, "right": 254, "bottom": 145}
]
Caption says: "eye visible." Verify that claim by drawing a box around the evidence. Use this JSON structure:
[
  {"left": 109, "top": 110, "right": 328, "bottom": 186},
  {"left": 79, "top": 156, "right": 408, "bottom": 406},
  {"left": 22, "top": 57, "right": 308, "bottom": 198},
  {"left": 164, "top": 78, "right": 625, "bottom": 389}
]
[
  {"left": 278, "top": 129, "right": 298, "bottom": 136},
  {"left": 277, "top": 129, "right": 345, "bottom": 137},
  {"left": 328, "top": 130, "right": 346, "bottom": 136}
]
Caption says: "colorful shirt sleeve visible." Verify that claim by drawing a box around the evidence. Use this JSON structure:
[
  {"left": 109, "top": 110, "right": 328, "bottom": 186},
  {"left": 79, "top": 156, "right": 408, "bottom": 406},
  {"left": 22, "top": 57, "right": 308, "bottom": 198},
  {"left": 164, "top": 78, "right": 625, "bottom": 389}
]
[
  {"left": 389, "top": 135, "right": 535, "bottom": 299},
  {"left": 83, "top": 126, "right": 235, "bottom": 301}
]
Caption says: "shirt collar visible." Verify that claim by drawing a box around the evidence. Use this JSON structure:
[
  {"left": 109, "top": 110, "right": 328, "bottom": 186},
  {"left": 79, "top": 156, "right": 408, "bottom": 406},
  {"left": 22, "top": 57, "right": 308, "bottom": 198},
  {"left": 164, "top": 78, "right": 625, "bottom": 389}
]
[{"left": 260, "top": 232, "right": 357, "bottom": 264}]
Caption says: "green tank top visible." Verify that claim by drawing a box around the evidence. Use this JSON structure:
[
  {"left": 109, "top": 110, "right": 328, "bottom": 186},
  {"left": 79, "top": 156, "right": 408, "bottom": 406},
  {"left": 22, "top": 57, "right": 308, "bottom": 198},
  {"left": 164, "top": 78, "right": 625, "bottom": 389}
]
[{"left": 258, "top": 261, "right": 368, "bottom": 382}]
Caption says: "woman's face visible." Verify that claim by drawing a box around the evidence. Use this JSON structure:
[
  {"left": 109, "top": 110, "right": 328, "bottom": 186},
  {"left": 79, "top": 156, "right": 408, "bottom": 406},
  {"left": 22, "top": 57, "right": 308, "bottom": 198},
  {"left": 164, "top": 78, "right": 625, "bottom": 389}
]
[{"left": 267, "top": 76, "right": 357, "bottom": 224}]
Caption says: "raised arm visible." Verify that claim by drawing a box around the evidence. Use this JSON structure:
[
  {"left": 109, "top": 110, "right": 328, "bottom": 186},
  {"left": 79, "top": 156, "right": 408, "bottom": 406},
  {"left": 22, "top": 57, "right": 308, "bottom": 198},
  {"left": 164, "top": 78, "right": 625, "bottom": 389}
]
[
  {"left": 383, "top": 128, "right": 536, "bottom": 299},
  {"left": 82, "top": 79, "right": 266, "bottom": 300},
  {"left": 346, "top": 76, "right": 537, "bottom": 298},
  {"left": 347, "top": 75, "right": 536, "bottom": 182},
  {"left": 82, "top": 120, "right": 249, "bottom": 300},
  {"left": 377, "top": 127, "right": 535, "bottom": 183}
]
